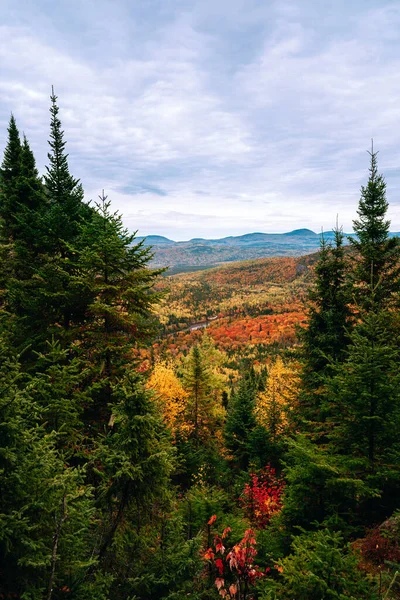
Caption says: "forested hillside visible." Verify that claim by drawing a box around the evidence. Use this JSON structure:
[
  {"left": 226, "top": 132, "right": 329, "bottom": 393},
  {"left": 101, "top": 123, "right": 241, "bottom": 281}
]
[{"left": 1, "top": 94, "right": 400, "bottom": 600}]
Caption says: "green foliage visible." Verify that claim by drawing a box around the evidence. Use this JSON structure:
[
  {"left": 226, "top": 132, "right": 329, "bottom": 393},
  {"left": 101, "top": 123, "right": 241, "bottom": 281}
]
[
  {"left": 123, "top": 514, "right": 204, "bottom": 600},
  {"left": 259, "top": 528, "right": 377, "bottom": 600},
  {"left": 329, "top": 310, "right": 400, "bottom": 465},
  {"left": 181, "top": 484, "right": 234, "bottom": 538},
  {"left": 350, "top": 147, "right": 400, "bottom": 310},
  {"left": 0, "top": 335, "right": 95, "bottom": 597},
  {"left": 0, "top": 114, "right": 22, "bottom": 240},
  {"left": 298, "top": 226, "right": 351, "bottom": 429},
  {"left": 1, "top": 95, "right": 400, "bottom": 600},
  {"left": 281, "top": 437, "right": 378, "bottom": 531},
  {"left": 224, "top": 378, "right": 257, "bottom": 470},
  {"left": 181, "top": 341, "right": 224, "bottom": 447},
  {"left": 44, "top": 88, "right": 86, "bottom": 248}
]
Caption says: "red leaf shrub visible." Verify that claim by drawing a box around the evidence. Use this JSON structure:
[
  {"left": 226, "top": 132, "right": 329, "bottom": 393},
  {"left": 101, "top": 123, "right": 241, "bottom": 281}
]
[{"left": 240, "top": 464, "right": 285, "bottom": 528}]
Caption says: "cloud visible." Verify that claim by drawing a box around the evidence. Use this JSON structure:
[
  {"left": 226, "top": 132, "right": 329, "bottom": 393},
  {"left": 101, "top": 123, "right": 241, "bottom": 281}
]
[{"left": 1, "top": 0, "right": 400, "bottom": 239}]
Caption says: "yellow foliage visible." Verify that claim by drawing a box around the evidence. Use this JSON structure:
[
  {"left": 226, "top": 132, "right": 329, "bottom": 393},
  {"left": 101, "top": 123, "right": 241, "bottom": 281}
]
[
  {"left": 147, "top": 362, "right": 190, "bottom": 438},
  {"left": 256, "top": 356, "right": 300, "bottom": 436}
]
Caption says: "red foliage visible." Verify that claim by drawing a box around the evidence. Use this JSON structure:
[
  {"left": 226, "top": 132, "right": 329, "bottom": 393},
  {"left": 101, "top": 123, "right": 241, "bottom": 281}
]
[
  {"left": 240, "top": 465, "right": 285, "bottom": 529},
  {"left": 360, "top": 519, "right": 400, "bottom": 566},
  {"left": 203, "top": 518, "right": 265, "bottom": 599}
]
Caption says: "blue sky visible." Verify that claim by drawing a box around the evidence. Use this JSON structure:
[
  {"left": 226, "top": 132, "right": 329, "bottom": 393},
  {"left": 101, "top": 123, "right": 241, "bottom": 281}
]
[{"left": 1, "top": 0, "right": 400, "bottom": 240}]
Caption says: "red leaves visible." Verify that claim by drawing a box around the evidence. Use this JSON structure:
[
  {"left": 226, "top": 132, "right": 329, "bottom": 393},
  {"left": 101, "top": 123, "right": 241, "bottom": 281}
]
[
  {"left": 215, "top": 558, "right": 224, "bottom": 575},
  {"left": 203, "top": 516, "right": 265, "bottom": 599},
  {"left": 240, "top": 464, "right": 285, "bottom": 529},
  {"left": 208, "top": 514, "right": 217, "bottom": 525}
]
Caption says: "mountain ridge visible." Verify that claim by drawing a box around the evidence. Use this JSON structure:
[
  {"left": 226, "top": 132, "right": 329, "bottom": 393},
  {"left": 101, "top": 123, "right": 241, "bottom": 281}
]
[{"left": 136, "top": 229, "right": 400, "bottom": 273}]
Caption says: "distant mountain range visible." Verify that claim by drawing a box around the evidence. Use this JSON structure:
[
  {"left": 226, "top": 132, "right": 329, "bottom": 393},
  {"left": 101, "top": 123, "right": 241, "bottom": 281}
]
[{"left": 136, "top": 229, "right": 400, "bottom": 273}]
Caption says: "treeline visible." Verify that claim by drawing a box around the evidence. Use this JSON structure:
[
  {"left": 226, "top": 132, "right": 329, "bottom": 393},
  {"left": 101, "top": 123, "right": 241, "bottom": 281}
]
[{"left": 1, "top": 92, "right": 400, "bottom": 600}]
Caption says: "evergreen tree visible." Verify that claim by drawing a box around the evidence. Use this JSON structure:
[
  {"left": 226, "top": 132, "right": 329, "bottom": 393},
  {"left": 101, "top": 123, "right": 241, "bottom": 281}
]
[
  {"left": 301, "top": 228, "right": 350, "bottom": 382},
  {"left": 44, "top": 87, "right": 87, "bottom": 249},
  {"left": 182, "top": 342, "right": 222, "bottom": 445},
  {"left": 350, "top": 144, "right": 400, "bottom": 309},
  {"left": 0, "top": 114, "right": 21, "bottom": 240},
  {"left": 298, "top": 226, "right": 351, "bottom": 429},
  {"left": 2, "top": 136, "right": 49, "bottom": 323},
  {"left": 14, "top": 135, "right": 48, "bottom": 253},
  {"left": 224, "top": 378, "right": 257, "bottom": 470},
  {"left": 90, "top": 372, "right": 173, "bottom": 572},
  {"left": 326, "top": 148, "right": 400, "bottom": 519},
  {"left": 76, "top": 191, "right": 163, "bottom": 423},
  {"left": 0, "top": 334, "right": 95, "bottom": 598},
  {"left": 330, "top": 310, "right": 400, "bottom": 465}
]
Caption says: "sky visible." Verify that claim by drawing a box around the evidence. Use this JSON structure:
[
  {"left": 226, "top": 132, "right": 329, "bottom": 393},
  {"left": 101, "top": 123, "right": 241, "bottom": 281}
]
[{"left": 1, "top": 0, "right": 400, "bottom": 240}]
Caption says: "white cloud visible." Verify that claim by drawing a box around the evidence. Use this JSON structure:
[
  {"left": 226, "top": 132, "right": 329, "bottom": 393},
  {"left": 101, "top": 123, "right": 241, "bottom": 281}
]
[{"left": 1, "top": 0, "right": 400, "bottom": 239}]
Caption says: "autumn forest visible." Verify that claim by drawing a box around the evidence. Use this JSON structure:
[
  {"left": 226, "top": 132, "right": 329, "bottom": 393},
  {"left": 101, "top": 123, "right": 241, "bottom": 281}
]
[{"left": 1, "top": 93, "right": 400, "bottom": 600}]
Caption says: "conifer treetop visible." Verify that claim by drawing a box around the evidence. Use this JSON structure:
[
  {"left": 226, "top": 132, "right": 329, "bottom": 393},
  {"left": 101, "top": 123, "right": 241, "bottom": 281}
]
[
  {"left": 1, "top": 114, "right": 21, "bottom": 183},
  {"left": 44, "top": 87, "right": 83, "bottom": 207},
  {"left": 352, "top": 142, "right": 390, "bottom": 247}
]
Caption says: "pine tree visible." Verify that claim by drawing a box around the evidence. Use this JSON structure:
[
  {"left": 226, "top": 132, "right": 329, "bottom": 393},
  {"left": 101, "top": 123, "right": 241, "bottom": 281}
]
[
  {"left": 224, "top": 378, "right": 257, "bottom": 470},
  {"left": 330, "top": 309, "right": 400, "bottom": 465},
  {"left": 17, "top": 89, "right": 95, "bottom": 340},
  {"left": 14, "top": 135, "right": 48, "bottom": 254},
  {"left": 0, "top": 114, "right": 22, "bottom": 241},
  {"left": 182, "top": 342, "right": 223, "bottom": 445},
  {"left": 301, "top": 228, "right": 350, "bottom": 380},
  {"left": 91, "top": 372, "right": 173, "bottom": 569},
  {"left": 0, "top": 333, "right": 95, "bottom": 598},
  {"left": 298, "top": 226, "right": 351, "bottom": 428},
  {"left": 326, "top": 147, "right": 400, "bottom": 520},
  {"left": 350, "top": 144, "right": 400, "bottom": 310},
  {"left": 44, "top": 87, "right": 87, "bottom": 249},
  {"left": 77, "top": 191, "right": 163, "bottom": 423}
]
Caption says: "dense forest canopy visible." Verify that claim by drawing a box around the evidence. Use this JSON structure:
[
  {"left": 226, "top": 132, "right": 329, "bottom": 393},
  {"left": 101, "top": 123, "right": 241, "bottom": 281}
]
[{"left": 0, "top": 94, "right": 400, "bottom": 600}]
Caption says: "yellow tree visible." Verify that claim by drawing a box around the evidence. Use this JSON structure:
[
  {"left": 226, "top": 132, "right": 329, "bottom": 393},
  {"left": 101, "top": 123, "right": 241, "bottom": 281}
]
[
  {"left": 147, "top": 361, "right": 189, "bottom": 439},
  {"left": 255, "top": 357, "right": 300, "bottom": 439}
]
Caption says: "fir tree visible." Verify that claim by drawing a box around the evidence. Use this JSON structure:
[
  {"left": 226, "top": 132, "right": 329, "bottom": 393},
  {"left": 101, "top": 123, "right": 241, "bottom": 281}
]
[
  {"left": 299, "top": 226, "right": 351, "bottom": 428},
  {"left": 0, "top": 334, "right": 95, "bottom": 598},
  {"left": 350, "top": 144, "right": 400, "bottom": 309},
  {"left": 330, "top": 309, "right": 400, "bottom": 465},
  {"left": 90, "top": 372, "right": 173, "bottom": 570},
  {"left": 14, "top": 135, "right": 48, "bottom": 253},
  {"left": 44, "top": 87, "right": 87, "bottom": 249},
  {"left": 0, "top": 114, "right": 21, "bottom": 241},
  {"left": 77, "top": 191, "right": 163, "bottom": 422},
  {"left": 301, "top": 227, "right": 350, "bottom": 381},
  {"left": 224, "top": 378, "right": 257, "bottom": 470}
]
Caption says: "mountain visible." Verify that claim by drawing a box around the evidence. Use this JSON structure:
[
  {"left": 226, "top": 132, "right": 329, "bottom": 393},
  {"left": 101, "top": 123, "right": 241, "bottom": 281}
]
[
  {"left": 284, "top": 228, "right": 317, "bottom": 237},
  {"left": 136, "top": 235, "right": 174, "bottom": 245},
  {"left": 134, "top": 229, "right": 331, "bottom": 271},
  {"left": 136, "top": 229, "right": 400, "bottom": 273}
]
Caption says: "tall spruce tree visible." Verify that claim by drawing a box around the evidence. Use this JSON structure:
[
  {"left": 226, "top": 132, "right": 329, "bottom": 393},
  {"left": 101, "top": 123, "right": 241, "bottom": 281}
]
[
  {"left": 327, "top": 147, "right": 400, "bottom": 519},
  {"left": 44, "top": 88, "right": 87, "bottom": 250},
  {"left": 224, "top": 378, "right": 257, "bottom": 470},
  {"left": 330, "top": 310, "right": 400, "bottom": 465},
  {"left": 14, "top": 135, "right": 48, "bottom": 252},
  {"left": 350, "top": 144, "right": 400, "bottom": 309},
  {"left": 0, "top": 114, "right": 22, "bottom": 241},
  {"left": 76, "top": 191, "right": 163, "bottom": 422},
  {"left": 31, "top": 89, "right": 94, "bottom": 338},
  {"left": 298, "top": 226, "right": 351, "bottom": 428}
]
